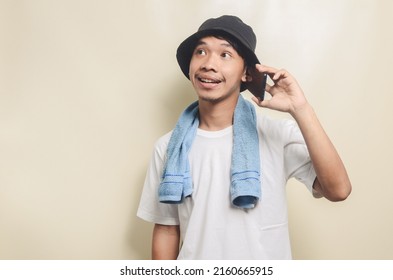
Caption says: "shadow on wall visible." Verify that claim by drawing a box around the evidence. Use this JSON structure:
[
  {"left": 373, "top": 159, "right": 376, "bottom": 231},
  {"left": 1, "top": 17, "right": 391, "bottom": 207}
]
[{"left": 126, "top": 79, "right": 196, "bottom": 259}]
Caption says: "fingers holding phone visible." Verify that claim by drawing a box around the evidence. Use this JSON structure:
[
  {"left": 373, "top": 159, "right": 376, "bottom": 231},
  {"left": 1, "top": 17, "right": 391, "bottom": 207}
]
[{"left": 250, "top": 64, "right": 309, "bottom": 113}]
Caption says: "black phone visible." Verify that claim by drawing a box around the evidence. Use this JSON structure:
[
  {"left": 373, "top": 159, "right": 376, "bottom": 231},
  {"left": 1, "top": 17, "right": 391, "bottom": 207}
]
[{"left": 259, "top": 73, "right": 267, "bottom": 101}]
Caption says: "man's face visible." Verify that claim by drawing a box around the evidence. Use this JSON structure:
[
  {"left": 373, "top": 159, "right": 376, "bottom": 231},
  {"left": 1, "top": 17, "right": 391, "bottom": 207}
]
[{"left": 189, "top": 36, "right": 246, "bottom": 103}]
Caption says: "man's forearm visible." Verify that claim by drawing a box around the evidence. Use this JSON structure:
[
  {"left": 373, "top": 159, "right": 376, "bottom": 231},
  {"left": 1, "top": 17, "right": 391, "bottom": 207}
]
[
  {"left": 152, "top": 224, "right": 180, "bottom": 260},
  {"left": 292, "top": 104, "right": 352, "bottom": 201}
]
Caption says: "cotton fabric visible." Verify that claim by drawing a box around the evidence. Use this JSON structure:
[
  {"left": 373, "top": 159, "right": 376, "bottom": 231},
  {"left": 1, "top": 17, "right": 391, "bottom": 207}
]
[
  {"left": 159, "top": 95, "right": 261, "bottom": 208},
  {"left": 137, "top": 114, "right": 316, "bottom": 259}
]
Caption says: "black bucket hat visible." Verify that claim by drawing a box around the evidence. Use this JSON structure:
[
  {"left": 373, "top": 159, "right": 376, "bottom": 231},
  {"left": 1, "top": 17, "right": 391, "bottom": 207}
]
[{"left": 176, "top": 15, "right": 260, "bottom": 92}]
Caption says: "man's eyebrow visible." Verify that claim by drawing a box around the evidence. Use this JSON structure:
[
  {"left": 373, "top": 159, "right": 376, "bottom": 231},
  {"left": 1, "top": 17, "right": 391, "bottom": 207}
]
[
  {"left": 196, "top": 39, "right": 234, "bottom": 49},
  {"left": 220, "top": 42, "right": 234, "bottom": 48},
  {"left": 195, "top": 40, "right": 207, "bottom": 47}
]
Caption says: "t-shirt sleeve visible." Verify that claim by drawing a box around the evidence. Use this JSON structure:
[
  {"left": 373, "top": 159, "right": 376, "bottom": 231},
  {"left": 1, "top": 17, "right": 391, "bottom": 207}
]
[
  {"left": 283, "top": 119, "right": 317, "bottom": 194},
  {"left": 136, "top": 134, "right": 180, "bottom": 225}
]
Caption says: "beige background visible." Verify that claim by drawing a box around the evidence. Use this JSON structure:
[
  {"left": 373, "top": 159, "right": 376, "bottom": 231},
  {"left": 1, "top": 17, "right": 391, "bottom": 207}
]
[{"left": 1, "top": 0, "right": 392, "bottom": 259}]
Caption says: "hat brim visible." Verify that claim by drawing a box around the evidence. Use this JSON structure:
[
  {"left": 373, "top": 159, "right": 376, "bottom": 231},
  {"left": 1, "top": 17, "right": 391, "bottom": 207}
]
[{"left": 176, "top": 29, "right": 260, "bottom": 92}]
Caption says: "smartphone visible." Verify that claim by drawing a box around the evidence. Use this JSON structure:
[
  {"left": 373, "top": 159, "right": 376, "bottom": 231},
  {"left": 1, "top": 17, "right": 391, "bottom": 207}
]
[{"left": 259, "top": 73, "right": 267, "bottom": 101}]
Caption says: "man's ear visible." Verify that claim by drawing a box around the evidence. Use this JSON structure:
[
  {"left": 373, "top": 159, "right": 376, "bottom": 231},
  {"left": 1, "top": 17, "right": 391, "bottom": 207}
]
[{"left": 242, "top": 67, "right": 252, "bottom": 82}]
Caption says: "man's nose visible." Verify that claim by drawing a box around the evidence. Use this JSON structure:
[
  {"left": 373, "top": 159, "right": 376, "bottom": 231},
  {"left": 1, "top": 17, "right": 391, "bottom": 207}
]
[{"left": 201, "top": 54, "right": 218, "bottom": 72}]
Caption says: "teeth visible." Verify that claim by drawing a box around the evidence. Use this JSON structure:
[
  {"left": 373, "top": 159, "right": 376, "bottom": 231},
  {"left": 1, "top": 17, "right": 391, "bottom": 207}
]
[{"left": 200, "top": 78, "right": 219, "bottom": 83}]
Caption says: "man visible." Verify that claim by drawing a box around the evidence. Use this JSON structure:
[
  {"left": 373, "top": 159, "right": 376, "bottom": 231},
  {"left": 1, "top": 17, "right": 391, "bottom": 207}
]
[{"left": 137, "top": 15, "right": 351, "bottom": 260}]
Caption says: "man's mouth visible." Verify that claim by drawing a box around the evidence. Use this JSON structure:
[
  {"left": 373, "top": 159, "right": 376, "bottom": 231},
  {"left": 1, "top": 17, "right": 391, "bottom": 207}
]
[{"left": 197, "top": 77, "right": 222, "bottom": 84}]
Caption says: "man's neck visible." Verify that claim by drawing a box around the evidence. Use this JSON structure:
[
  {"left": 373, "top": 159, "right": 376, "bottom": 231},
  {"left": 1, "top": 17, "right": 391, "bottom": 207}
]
[{"left": 197, "top": 96, "right": 238, "bottom": 131}]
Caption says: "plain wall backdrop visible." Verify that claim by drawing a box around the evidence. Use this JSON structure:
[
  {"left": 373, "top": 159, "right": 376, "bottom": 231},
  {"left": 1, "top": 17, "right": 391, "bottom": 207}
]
[{"left": 1, "top": 0, "right": 392, "bottom": 259}]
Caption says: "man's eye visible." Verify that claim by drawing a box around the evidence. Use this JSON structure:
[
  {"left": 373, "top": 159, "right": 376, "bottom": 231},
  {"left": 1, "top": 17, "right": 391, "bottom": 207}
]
[
  {"left": 222, "top": 52, "right": 231, "bottom": 58},
  {"left": 195, "top": 49, "right": 206, "bottom": 55}
]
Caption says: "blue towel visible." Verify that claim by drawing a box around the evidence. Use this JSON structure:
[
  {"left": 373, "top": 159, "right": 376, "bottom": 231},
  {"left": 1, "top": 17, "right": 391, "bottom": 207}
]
[{"left": 159, "top": 95, "right": 261, "bottom": 209}]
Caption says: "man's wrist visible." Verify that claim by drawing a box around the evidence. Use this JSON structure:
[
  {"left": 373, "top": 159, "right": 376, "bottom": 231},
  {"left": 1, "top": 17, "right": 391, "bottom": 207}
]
[{"left": 290, "top": 102, "right": 315, "bottom": 122}]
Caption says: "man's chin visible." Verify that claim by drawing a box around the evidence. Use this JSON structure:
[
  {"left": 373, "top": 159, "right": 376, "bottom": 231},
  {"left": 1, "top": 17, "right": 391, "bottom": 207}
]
[
  {"left": 198, "top": 86, "right": 241, "bottom": 101},
  {"left": 197, "top": 92, "right": 223, "bottom": 104}
]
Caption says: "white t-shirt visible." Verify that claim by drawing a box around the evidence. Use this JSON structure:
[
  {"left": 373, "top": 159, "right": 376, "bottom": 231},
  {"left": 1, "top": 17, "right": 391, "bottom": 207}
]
[{"left": 137, "top": 114, "right": 316, "bottom": 259}]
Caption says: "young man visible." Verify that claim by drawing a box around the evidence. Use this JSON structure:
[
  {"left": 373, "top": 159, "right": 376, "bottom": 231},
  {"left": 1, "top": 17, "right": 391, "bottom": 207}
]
[{"left": 137, "top": 15, "right": 351, "bottom": 260}]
